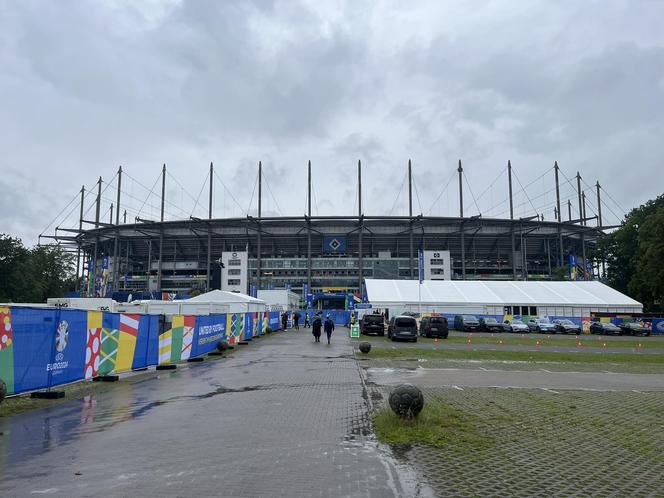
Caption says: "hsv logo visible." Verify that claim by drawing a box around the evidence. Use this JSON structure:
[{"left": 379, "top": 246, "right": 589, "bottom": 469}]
[
  {"left": 329, "top": 238, "right": 341, "bottom": 251},
  {"left": 656, "top": 321, "right": 664, "bottom": 333}
]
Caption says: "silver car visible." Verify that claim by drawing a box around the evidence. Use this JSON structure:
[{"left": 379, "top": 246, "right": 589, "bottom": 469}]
[{"left": 503, "top": 319, "right": 530, "bottom": 333}]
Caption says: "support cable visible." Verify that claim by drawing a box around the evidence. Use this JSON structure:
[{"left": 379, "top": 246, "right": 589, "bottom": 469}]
[
  {"left": 388, "top": 170, "right": 408, "bottom": 216},
  {"left": 463, "top": 168, "right": 506, "bottom": 214},
  {"left": 213, "top": 170, "right": 245, "bottom": 215},
  {"left": 262, "top": 169, "right": 283, "bottom": 216},
  {"left": 463, "top": 172, "right": 482, "bottom": 215},
  {"left": 246, "top": 172, "right": 258, "bottom": 216},
  {"left": 189, "top": 175, "right": 209, "bottom": 218},
  {"left": 426, "top": 168, "right": 457, "bottom": 215}
]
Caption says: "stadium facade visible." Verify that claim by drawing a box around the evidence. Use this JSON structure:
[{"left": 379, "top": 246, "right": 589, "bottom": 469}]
[{"left": 52, "top": 161, "right": 609, "bottom": 298}]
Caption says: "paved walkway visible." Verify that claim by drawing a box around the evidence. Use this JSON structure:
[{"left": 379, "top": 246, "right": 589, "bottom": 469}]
[
  {"left": 0, "top": 328, "right": 409, "bottom": 497},
  {"left": 366, "top": 366, "right": 664, "bottom": 391}
]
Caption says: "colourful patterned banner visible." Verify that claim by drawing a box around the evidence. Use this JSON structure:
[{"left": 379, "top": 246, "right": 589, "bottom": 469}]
[{"left": 0, "top": 307, "right": 15, "bottom": 395}]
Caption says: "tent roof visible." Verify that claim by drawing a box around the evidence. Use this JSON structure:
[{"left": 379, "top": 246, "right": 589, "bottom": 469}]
[
  {"left": 364, "top": 279, "right": 642, "bottom": 307},
  {"left": 185, "top": 290, "right": 265, "bottom": 304}
]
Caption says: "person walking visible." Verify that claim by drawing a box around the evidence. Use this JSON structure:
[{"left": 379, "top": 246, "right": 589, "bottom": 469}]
[
  {"left": 293, "top": 311, "right": 301, "bottom": 330},
  {"left": 304, "top": 312, "right": 310, "bottom": 328},
  {"left": 281, "top": 311, "right": 288, "bottom": 331},
  {"left": 324, "top": 315, "right": 335, "bottom": 345},
  {"left": 312, "top": 313, "right": 322, "bottom": 343}
]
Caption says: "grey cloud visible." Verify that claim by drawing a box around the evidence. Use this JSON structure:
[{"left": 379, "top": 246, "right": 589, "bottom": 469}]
[{"left": 1, "top": 0, "right": 663, "bottom": 242}]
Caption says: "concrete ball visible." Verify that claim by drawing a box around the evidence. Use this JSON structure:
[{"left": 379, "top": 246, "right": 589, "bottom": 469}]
[
  {"left": 388, "top": 384, "right": 424, "bottom": 418},
  {"left": 359, "top": 342, "right": 372, "bottom": 354}
]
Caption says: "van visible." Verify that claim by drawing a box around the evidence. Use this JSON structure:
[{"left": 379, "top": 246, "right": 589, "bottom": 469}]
[
  {"left": 453, "top": 315, "right": 480, "bottom": 332},
  {"left": 419, "top": 316, "right": 449, "bottom": 338},
  {"left": 360, "top": 314, "right": 385, "bottom": 336},
  {"left": 387, "top": 315, "right": 418, "bottom": 342}
]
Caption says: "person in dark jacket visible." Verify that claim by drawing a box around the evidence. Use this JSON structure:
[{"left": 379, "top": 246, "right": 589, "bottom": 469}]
[
  {"left": 293, "top": 311, "right": 301, "bottom": 330},
  {"left": 324, "top": 316, "right": 335, "bottom": 344},
  {"left": 312, "top": 314, "right": 322, "bottom": 343},
  {"left": 281, "top": 311, "right": 288, "bottom": 331}
]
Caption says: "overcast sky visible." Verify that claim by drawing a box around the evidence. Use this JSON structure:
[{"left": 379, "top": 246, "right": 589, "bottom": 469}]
[{"left": 1, "top": 0, "right": 663, "bottom": 245}]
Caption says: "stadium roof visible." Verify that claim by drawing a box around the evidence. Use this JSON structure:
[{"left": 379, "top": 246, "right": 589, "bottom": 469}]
[{"left": 364, "top": 279, "right": 642, "bottom": 309}]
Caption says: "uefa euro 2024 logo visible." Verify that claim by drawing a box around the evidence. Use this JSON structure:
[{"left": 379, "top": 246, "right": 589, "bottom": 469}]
[{"left": 55, "top": 320, "right": 69, "bottom": 361}]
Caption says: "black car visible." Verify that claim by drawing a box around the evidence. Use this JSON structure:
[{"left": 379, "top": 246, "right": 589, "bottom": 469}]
[
  {"left": 619, "top": 322, "right": 651, "bottom": 336},
  {"left": 479, "top": 317, "right": 506, "bottom": 332},
  {"left": 360, "top": 314, "right": 385, "bottom": 336},
  {"left": 387, "top": 316, "right": 418, "bottom": 342},
  {"left": 453, "top": 315, "right": 480, "bottom": 332},
  {"left": 589, "top": 321, "right": 621, "bottom": 335},
  {"left": 553, "top": 319, "right": 581, "bottom": 335},
  {"left": 419, "top": 316, "right": 449, "bottom": 338}
]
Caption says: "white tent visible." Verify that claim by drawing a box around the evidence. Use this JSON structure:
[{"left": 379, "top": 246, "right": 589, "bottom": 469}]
[
  {"left": 185, "top": 290, "right": 267, "bottom": 313},
  {"left": 364, "top": 279, "right": 642, "bottom": 318}
]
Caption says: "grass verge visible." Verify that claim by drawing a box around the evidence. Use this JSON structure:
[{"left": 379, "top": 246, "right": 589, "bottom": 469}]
[
  {"left": 373, "top": 400, "right": 493, "bottom": 451},
  {"left": 367, "top": 347, "right": 664, "bottom": 367}
]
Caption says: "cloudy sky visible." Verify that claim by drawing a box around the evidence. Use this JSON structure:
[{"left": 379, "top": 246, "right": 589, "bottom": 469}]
[{"left": 1, "top": 0, "right": 663, "bottom": 245}]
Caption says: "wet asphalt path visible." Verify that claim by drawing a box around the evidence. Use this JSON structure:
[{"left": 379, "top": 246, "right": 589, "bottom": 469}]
[
  {"left": 0, "top": 328, "right": 409, "bottom": 498},
  {"left": 366, "top": 367, "right": 664, "bottom": 392}
]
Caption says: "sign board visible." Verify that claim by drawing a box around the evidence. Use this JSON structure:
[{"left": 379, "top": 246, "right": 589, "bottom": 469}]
[
  {"left": 350, "top": 324, "right": 360, "bottom": 338},
  {"left": 322, "top": 235, "right": 347, "bottom": 254}
]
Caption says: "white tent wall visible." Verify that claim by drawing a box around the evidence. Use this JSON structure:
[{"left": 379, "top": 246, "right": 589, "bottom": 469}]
[
  {"left": 365, "top": 279, "right": 642, "bottom": 323},
  {"left": 185, "top": 290, "right": 267, "bottom": 314}
]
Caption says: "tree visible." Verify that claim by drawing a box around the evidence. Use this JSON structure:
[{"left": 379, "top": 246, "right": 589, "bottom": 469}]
[
  {"left": 596, "top": 194, "right": 664, "bottom": 312},
  {"left": 0, "top": 234, "right": 76, "bottom": 303},
  {"left": 631, "top": 206, "right": 664, "bottom": 311}
]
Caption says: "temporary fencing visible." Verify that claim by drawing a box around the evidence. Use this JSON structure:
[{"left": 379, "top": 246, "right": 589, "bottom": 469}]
[{"left": 0, "top": 306, "right": 283, "bottom": 397}]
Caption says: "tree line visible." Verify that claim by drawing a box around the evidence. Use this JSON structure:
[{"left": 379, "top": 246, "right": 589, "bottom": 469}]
[
  {"left": 0, "top": 234, "right": 76, "bottom": 303},
  {"left": 596, "top": 193, "right": 664, "bottom": 312}
]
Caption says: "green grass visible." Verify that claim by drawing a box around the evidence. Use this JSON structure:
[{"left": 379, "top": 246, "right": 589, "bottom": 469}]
[
  {"left": 366, "top": 347, "right": 664, "bottom": 366},
  {"left": 444, "top": 335, "right": 663, "bottom": 349},
  {"left": 356, "top": 333, "right": 664, "bottom": 349},
  {"left": 373, "top": 400, "right": 493, "bottom": 451}
]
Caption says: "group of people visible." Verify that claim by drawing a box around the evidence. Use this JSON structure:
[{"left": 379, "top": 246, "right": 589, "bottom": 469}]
[{"left": 280, "top": 310, "right": 335, "bottom": 344}]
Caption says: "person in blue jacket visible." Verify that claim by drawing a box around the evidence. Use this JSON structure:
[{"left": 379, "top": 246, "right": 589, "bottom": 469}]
[{"left": 324, "top": 315, "right": 335, "bottom": 345}]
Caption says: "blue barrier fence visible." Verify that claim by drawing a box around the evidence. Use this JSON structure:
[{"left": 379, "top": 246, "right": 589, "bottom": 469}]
[{"left": 0, "top": 306, "right": 281, "bottom": 397}]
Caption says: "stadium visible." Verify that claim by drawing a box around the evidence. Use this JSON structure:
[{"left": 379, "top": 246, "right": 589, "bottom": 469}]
[{"left": 45, "top": 160, "right": 617, "bottom": 303}]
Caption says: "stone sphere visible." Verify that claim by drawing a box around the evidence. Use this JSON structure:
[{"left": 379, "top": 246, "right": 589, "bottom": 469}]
[
  {"left": 389, "top": 384, "right": 424, "bottom": 418},
  {"left": 359, "top": 342, "right": 372, "bottom": 354},
  {"left": 0, "top": 378, "right": 6, "bottom": 404},
  {"left": 216, "top": 341, "right": 229, "bottom": 352}
]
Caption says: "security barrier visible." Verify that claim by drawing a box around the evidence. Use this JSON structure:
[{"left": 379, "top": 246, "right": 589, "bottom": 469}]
[{"left": 0, "top": 306, "right": 275, "bottom": 397}]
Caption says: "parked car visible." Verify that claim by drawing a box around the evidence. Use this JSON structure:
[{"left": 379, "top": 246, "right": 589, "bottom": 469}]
[
  {"left": 503, "top": 319, "right": 530, "bottom": 333},
  {"left": 553, "top": 319, "right": 581, "bottom": 335},
  {"left": 419, "top": 316, "right": 449, "bottom": 338},
  {"left": 360, "top": 314, "right": 385, "bottom": 336},
  {"left": 527, "top": 317, "right": 557, "bottom": 334},
  {"left": 453, "top": 315, "right": 480, "bottom": 332},
  {"left": 589, "top": 321, "right": 621, "bottom": 335},
  {"left": 387, "top": 316, "right": 418, "bottom": 342},
  {"left": 618, "top": 322, "right": 651, "bottom": 337},
  {"left": 479, "top": 317, "right": 506, "bottom": 332}
]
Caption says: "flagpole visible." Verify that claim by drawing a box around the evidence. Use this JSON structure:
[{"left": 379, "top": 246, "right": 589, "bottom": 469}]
[{"left": 418, "top": 249, "right": 423, "bottom": 317}]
